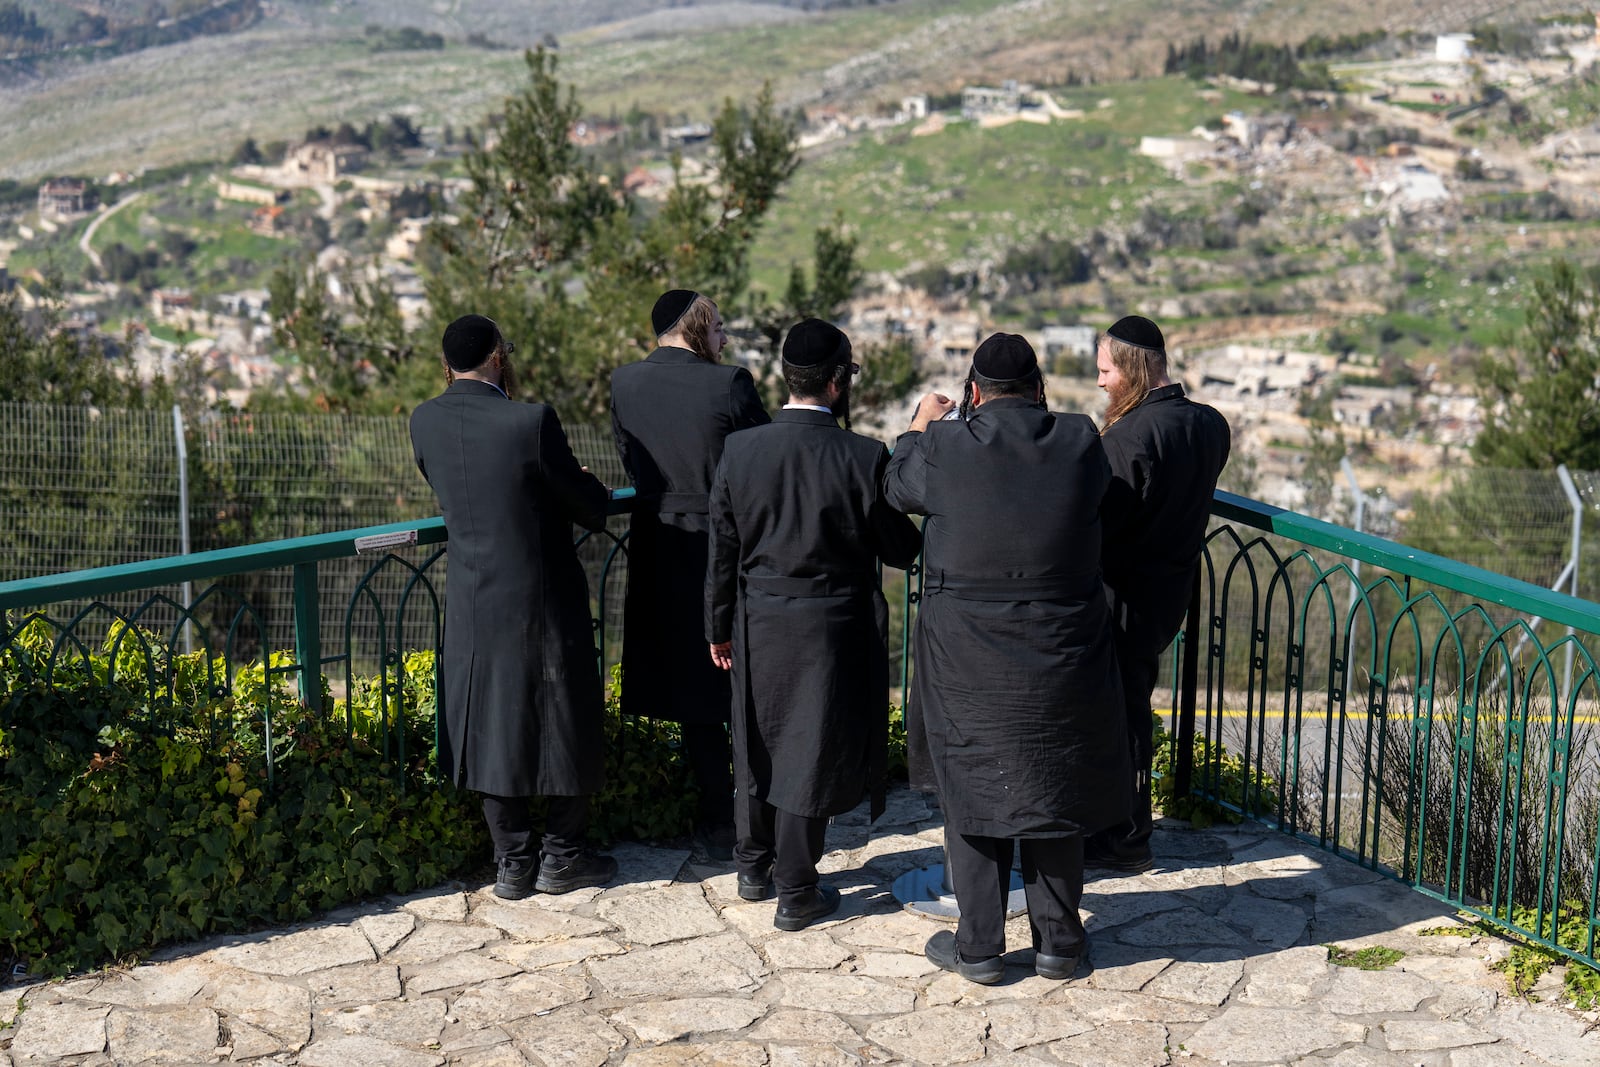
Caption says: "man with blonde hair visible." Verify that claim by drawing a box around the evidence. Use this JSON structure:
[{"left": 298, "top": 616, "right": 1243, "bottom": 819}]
[
  {"left": 611, "top": 289, "right": 769, "bottom": 860},
  {"left": 1088, "top": 315, "right": 1230, "bottom": 873}
]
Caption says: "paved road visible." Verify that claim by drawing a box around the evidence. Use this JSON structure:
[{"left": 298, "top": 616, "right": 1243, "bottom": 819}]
[
  {"left": 77, "top": 192, "right": 143, "bottom": 272},
  {"left": 3, "top": 787, "right": 1596, "bottom": 1066}
]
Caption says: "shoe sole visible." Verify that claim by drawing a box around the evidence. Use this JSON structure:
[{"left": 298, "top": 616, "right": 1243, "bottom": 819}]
[
  {"left": 737, "top": 883, "right": 773, "bottom": 902},
  {"left": 536, "top": 876, "right": 611, "bottom": 894}
]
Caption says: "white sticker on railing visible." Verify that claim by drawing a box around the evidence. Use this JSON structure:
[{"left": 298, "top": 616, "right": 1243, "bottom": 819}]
[{"left": 353, "top": 530, "right": 419, "bottom": 554}]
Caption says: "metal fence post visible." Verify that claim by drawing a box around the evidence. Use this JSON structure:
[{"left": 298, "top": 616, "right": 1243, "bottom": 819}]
[
  {"left": 1174, "top": 568, "right": 1202, "bottom": 798},
  {"left": 1557, "top": 464, "right": 1580, "bottom": 703},
  {"left": 293, "top": 561, "right": 323, "bottom": 713},
  {"left": 172, "top": 404, "right": 193, "bottom": 653}
]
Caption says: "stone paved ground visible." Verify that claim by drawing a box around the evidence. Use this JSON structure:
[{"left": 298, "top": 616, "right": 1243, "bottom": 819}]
[{"left": 4, "top": 788, "right": 1598, "bottom": 1066}]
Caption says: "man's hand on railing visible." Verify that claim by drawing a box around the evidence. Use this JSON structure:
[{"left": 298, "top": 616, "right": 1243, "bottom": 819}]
[{"left": 709, "top": 641, "right": 733, "bottom": 671}]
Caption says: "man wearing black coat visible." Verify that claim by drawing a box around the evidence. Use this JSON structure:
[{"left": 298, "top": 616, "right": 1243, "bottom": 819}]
[
  {"left": 885, "top": 333, "right": 1129, "bottom": 984},
  {"left": 706, "top": 319, "right": 922, "bottom": 931},
  {"left": 409, "top": 315, "right": 617, "bottom": 900},
  {"left": 1086, "top": 315, "right": 1231, "bottom": 873},
  {"left": 611, "top": 290, "right": 770, "bottom": 860}
]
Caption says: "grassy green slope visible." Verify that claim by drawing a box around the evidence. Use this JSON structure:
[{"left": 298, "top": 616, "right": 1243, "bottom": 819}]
[{"left": 750, "top": 77, "right": 1257, "bottom": 287}]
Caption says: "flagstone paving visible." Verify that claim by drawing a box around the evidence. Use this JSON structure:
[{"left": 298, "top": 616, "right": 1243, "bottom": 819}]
[{"left": 4, "top": 788, "right": 1597, "bottom": 1066}]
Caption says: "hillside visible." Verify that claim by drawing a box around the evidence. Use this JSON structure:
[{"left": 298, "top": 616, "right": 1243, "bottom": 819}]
[{"left": 2, "top": 0, "right": 1592, "bottom": 183}]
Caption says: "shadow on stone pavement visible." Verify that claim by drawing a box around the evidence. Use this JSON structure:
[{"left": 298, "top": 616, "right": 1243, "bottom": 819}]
[{"left": 3, "top": 786, "right": 1597, "bottom": 1067}]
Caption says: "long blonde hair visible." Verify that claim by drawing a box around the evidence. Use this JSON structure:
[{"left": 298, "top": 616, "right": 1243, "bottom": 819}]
[
  {"left": 1100, "top": 335, "right": 1167, "bottom": 430},
  {"left": 675, "top": 297, "right": 722, "bottom": 363}
]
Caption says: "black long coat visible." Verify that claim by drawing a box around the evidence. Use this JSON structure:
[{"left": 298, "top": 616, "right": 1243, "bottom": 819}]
[
  {"left": 1101, "top": 383, "right": 1232, "bottom": 659},
  {"left": 706, "top": 409, "right": 923, "bottom": 819},
  {"left": 409, "top": 380, "right": 609, "bottom": 797},
  {"left": 610, "top": 347, "right": 769, "bottom": 724},
  {"left": 884, "top": 397, "right": 1130, "bottom": 838}
]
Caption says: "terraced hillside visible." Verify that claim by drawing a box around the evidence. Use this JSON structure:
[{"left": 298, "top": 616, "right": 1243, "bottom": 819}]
[{"left": 2, "top": 0, "right": 1590, "bottom": 182}]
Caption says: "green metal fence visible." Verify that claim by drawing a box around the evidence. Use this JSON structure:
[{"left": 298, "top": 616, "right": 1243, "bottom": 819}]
[
  {"left": 1181, "top": 491, "right": 1600, "bottom": 971},
  {"left": 2, "top": 489, "right": 1598, "bottom": 970}
]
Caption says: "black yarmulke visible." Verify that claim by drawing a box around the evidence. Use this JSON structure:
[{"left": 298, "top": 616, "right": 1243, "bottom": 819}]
[
  {"left": 1106, "top": 315, "right": 1165, "bottom": 353},
  {"left": 652, "top": 289, "right": 700, "bottom": 336},
  {"left": 442, "top": 314, "right": 501, "bottom": 372},
  {"left": 782, "top": 319, "right": 850, "bottom": 368},
  {"left": 971, "top": 333, "right": 1037, "bottom": 382}
]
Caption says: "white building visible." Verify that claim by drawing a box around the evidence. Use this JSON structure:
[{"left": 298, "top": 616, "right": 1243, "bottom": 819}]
[{"left": 1436, "top": 34, "right": 1473, "bottom": 62}]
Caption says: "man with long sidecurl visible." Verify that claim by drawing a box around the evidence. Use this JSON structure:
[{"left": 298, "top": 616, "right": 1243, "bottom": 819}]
[
  {"left": 611, "top": 290, "right": 770, "bottom": 860},
  {"left": 706, "top": 319, "right": 922, "bottom": 931},
  {"left": 1086, "top": 315, "right": 1231, "bottom": 874}
]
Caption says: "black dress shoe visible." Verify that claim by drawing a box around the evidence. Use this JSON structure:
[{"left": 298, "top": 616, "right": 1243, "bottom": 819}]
[
  {"left": 693, "top": 822, "right": 736, "bottom": 862},
  {"left": 534, "top": 851, "right": 617, "bottom": 894},
  {"left": 1035, "top": 948, "right": 1085, "bottom": 980},
  {"left": 773, "top": 885, "right": 841, "bottom": 931},
  {"left": 924, "top": 929, "right": 1004, "bottom": 985},
  {"left": 737, "top": 865, "right": 774, "bottom": 902},
  {"left": 1083, "top": 846, "right": 1153, "bottom": 874},
  {"left": 493, "top": 858, "right": 536, "bottom": 900}
]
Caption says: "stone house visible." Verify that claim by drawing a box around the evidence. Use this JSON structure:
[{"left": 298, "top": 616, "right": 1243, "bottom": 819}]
[{"left": 37, "top": 178, "right": 94, "bottom": 220}]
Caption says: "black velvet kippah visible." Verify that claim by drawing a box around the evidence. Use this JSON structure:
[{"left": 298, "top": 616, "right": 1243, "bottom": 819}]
[
  {"left": 441, "top": 314, "right": 502, "bottom": 372},
  {"left": 971, "top": 332, "right": 1037, "bottom": 382},
  {"left": 1106, "top": 315, "right": 1165, "bottom": 353},
  {"left": 652, "top": 289, "right": 700, "bottom": 336},
  {"left": 782, "top": 319, "right": 850, "bottom": 368}
]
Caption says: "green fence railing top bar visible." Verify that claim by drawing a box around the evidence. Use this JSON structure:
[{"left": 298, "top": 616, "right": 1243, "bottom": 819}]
[
  {"left": 1211, "top": 489, "right": 1600, "bottom": 635},
  {"left": 0, "top": 489, "right": 636, "bottom": 613}
]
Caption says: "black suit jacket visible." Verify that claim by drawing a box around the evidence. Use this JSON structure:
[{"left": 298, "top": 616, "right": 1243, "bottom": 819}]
[
  {"left": 610, "top": 347, "right": 769, "bottom": 723},
  {"left": 706, "top": 408, "right": 922, "bottom": 817}
]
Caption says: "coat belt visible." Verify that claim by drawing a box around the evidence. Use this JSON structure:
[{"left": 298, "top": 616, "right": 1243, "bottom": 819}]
[
  {"left": 743, "top": 573, "right": 872, "bottom": 598},
  {"left": 926, "top": 572, "right": 1098, "bottom": 602}
]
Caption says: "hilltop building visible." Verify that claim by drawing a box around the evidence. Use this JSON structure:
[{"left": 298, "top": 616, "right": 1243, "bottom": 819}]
[
  {"left": 217, "top": 177, "right": 287, "bottom": 207},
  {"left": 285, "top": 141, "right": 368, "bottom": 184},
  {"left": 37, "top": 179, "right": 94, "bottom": 221},
  {"left": 1436, "top": 34, "right": 1473, "bottom": 62},
  {"left": 962, "top": 83, "right": 1023, "bottom": 119}
]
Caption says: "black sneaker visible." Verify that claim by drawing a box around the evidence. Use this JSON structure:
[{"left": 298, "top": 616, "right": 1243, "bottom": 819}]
[
  {"left": 693, "top": 822, "right": 736, "bottom": 862},
  {"left": 534, "top": 851, "right": 617, "bottom": 894},
  {"left": 493, "top": 858, "right": 536, "bottom": 900},
  {"left": 924, "top": 929, "right": 1004, "bottom": 985},
  {"left": 737, "top": 864, "right": 774, "bottom": 902},
  {"left": 773, "top": 885, "right": 841, "bottom": 931}
]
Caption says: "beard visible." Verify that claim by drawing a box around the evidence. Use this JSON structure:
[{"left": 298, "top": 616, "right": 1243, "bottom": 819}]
[
  {"left": 832, "top": 378, "right": 852, "bottom": 431},
  {"left": 1104, "top": 377, "right": 1138, "bottom": 419}
]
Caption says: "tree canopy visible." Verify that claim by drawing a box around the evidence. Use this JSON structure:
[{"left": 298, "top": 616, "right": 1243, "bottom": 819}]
[
  {"left": 268, "top": 47, "right": 860, "bottom": 420},
  {"left": 1473, "top": 258, "right": 1600, "bottom": 471}
]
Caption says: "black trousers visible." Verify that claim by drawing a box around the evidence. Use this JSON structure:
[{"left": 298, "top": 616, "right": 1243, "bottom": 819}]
[
  {"left": 1088, "top": 639, "right": 1161, "bottom": 858},
  {"left": 947, "top": 829, "right": 1086, "bottom": 960},
  {"left": 734, "top": 793, "right": 827, "bottom": 909},
  {"left": 682, "top": 720, "right": 735, "bottom": 827},
  {"left": 481, "top": 793, "right": 588, "bottom": 868}
]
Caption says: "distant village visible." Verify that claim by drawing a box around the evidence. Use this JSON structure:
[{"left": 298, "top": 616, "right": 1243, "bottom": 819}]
[{"left": 10, "top": 23, "right": 1600, "bottom": 521}]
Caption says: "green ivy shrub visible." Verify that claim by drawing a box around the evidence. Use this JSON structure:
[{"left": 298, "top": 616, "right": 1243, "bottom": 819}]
[
  {"left": 1152, "top": 714, "right": 1282, "bottom": 828},
  {"left": 0, "top": 629, "right": 705, "bottom": 977}
]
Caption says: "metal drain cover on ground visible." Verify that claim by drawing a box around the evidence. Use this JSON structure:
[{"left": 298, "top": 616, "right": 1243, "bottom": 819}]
[{"left": 891, "top": 863, "right": 1027, "bottom": 921}]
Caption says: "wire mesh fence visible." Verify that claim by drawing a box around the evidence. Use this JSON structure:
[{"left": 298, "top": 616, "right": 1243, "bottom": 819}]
[{"left": 0, "top": 403, "right": 633, "bottom": 675}]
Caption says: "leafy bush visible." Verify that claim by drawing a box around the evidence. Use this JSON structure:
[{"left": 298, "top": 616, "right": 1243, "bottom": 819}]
[
  {"left": 1152, "top": 714, "right": 1281, "bottom": 828},
  {"left": 0, "top": 627, "right": 705, "bottom": 976}
]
